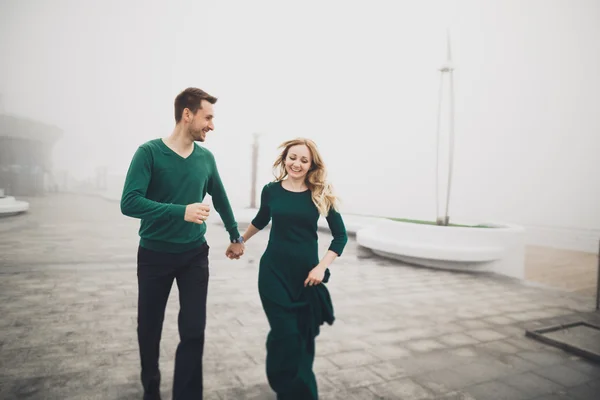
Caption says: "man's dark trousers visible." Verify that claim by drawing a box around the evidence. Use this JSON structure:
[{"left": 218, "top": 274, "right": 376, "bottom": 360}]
[{"left": 136, "top": 242, "right": 210, "bottom": 400}]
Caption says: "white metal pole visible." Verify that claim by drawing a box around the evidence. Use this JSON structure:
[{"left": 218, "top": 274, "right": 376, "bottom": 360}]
[{"left": 444, "top": 31, "right": 455, "bottom": 225}]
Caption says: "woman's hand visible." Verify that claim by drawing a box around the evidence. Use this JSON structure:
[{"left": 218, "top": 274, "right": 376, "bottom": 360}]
[{"left": 304, "top": 264, "right": 326, "bottom": 287}]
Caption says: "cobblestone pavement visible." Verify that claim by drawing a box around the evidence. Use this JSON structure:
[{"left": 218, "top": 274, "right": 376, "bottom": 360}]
[
  {"left": 1, "top": 194, "right": 599, "bottom": 399},
  {"left": 525, "top": 246, "right": 598, "bottom": 298}
]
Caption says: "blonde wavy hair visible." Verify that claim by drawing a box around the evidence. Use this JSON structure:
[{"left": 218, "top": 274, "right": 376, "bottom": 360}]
[{"left": 273, "top": 138, "right": 339, "bottom": 216}]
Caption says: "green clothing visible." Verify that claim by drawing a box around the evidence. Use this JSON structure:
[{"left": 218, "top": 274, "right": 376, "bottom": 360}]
[
  {"left": 252, "top": 181, "right": 348, "bottom": 399},
  {"left": 120, "top": 138, "right": 240, "bottom": 253}
]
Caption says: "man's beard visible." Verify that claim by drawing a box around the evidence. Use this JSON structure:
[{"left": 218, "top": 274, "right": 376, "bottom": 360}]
[{"left": 189, "top": 128, "right": 205, "bottom": 142}]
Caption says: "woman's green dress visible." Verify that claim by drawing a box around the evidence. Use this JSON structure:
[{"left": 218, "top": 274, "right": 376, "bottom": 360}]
[{"left": 251, "top": 181, "right": 348, "bottom": 399}]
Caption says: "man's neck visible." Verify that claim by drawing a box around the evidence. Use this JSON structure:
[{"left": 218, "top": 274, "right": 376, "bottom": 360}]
[{"left": 164, "top": 125, "right": 195, "bottom": 154}]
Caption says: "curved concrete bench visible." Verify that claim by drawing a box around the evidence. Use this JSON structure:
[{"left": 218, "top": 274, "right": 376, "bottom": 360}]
[
  {"left": 356, "top": 219, "right": 526, "bottom": 279},
  {"left": 0, "top": 196, "right": 30, "bottom": 217}
]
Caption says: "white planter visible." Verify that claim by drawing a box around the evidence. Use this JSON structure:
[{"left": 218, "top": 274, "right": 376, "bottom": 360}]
[
  {"left": 0, "top": 196, "right": 29, "bottom": 217},
  {"left": 356, "top": 219, "right": 526, "bottom": 279}
]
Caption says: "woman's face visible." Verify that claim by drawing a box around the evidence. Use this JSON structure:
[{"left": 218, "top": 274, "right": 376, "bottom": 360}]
[{"left": 284, "top": 144, "right": 312, "bottom": 180}]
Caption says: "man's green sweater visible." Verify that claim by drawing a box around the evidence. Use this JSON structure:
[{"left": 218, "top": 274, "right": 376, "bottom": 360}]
[{"left": 120, "top": 139, "right": 240, "bottom": 253}]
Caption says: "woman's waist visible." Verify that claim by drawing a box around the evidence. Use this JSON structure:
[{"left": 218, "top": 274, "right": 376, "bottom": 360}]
[{"left": 264, "top": 242, "right": 318, "bottom": 258}]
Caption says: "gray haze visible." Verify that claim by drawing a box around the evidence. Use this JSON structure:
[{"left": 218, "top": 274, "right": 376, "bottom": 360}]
[{"left": 1, "top": 0, "right": 599, "bottom": 247}]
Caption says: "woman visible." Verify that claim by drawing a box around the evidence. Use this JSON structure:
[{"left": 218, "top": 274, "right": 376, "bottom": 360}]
[{"left": 232, "top": 138, "right": 348, "bottom": 399}]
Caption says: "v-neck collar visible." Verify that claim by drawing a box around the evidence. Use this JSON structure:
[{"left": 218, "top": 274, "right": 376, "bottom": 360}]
[{"left": 159, "top": 138, "right": 197, "bottom": 160}]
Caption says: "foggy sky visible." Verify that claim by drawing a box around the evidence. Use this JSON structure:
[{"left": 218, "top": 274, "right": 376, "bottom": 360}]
[{"left": 1, "top": 0, "right": 599, "bottom": 235}]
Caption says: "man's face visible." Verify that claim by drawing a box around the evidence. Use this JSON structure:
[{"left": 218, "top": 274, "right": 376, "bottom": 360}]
[{"left": 187, "top": 100, "right": 215, "bottom": 142}]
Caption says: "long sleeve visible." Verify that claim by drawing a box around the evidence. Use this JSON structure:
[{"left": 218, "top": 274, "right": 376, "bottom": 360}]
[
  {"left": 207, "top": 155, "right": 240, "bottom": 241},
  {"left": 251, "top": 184, "right": 271, "bottom": 229},
  {"left": 325, "top": 207, "right": 348, "bottom": 256},
  {"left": 120, "top": 146, "right": 186, "bottom": 220}
]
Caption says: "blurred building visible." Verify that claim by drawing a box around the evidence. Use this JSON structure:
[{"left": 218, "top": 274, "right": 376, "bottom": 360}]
[{"left": 0, "top": 114, "right": 62, "bottom": 196}]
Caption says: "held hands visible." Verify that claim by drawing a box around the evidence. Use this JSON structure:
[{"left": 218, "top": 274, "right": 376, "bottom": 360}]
[
  {"left": 304, "top": 264, "right": 327, "bottom": 287},
  {"left": 184, "top": 203, "right": 210, "bottom": 224},
  {"left": 226, "top": 243, "right": 245, "bottom": 260}
]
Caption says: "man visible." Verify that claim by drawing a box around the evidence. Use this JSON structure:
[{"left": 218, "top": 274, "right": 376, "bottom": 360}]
[{"left": 120, "top": 87, "right": 245, "bottom": 400}]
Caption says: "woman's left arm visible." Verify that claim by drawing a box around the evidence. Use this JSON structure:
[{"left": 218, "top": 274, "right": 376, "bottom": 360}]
[
  {"left": 304, "top": 208, "right": 348, "bottom": 286},
  {"left": 325, "top": 208, "right": 348, "bottom": 258}
]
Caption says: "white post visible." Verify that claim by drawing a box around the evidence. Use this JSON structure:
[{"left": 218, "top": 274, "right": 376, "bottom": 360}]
[{"left": 435, "top": 29, "right": 456, "bottom": 226}]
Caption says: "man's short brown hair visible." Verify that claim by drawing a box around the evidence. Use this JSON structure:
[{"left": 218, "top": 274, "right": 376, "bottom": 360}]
[{"left": 174, "top": 88, "right": 218, "bottom": 123}]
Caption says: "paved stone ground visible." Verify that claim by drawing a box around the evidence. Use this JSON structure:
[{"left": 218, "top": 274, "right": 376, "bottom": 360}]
[
  {"left": 525, "top": 246, "right": 598, "bottom": 299},
  {"left": 1, "top": 194, "right": 599, "bottom": 400}
]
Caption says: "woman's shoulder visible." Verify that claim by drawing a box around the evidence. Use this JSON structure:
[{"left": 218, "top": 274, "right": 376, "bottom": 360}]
[
  {"left": 263, "top": 180, "right": 280, "bottom": 190},
  {"left": 260, "top": 181, "right": 281, "bottom": 196}
]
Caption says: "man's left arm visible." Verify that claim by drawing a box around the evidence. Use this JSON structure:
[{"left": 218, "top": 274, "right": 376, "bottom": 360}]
[{"left": 206, "top": 155, "right": 244, "bottom": 254}]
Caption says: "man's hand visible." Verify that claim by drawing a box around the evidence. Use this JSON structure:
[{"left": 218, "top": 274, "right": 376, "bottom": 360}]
[
  {"left": 184, "top": 203, "right": 210, "bottom": 224},
  {"left": 226, "top": 243, "right": 245, "bottom": 260},
  {"left": 304, "top": 264, "right": 326, "bottom": 287}
]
